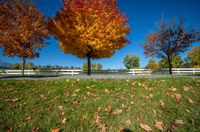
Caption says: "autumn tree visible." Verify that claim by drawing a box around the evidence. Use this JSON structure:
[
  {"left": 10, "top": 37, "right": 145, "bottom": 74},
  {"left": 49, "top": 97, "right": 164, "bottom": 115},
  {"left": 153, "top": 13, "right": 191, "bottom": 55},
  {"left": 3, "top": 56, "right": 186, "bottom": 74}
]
[
  {"left": 188, "top": 46, "right": 200, "bottom": 68},
  {"left": 146, "top": 58, "right": 159, "bottom": 69},
  {"left": 0, "top": 0, "right": 49, "bottom": 76},
  {"left": 49, "top": 0, "right": 130, "bottom": 75},
  {"left": 142, "top": 18, "right": 200, "bottom": 74}
]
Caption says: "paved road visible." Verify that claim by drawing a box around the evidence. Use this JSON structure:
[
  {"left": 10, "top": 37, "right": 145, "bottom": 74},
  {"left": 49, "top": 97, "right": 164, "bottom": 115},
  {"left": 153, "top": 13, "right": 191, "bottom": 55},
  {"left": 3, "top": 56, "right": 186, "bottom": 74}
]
[{"left": 0, "top": 74, "right": 199, "bottom": 80}]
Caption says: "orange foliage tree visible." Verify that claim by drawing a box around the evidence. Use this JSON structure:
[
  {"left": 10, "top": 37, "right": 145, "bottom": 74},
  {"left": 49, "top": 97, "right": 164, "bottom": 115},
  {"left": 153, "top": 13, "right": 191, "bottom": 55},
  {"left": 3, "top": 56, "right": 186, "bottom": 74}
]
[
  {"left": 49, "top": 0, "right": 130, "bottom": 75},
  {"left": 142, "top": 19, "right": 200, "bottom": 74},
  {"left": 0, "top": 0, "right": 49, "bottom": 76}
]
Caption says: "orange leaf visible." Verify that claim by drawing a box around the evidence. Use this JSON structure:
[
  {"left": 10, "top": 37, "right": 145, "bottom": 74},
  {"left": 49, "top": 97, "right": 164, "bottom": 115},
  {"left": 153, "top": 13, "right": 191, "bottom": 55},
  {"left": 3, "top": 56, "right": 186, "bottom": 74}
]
[{"left": 139, "top": 123, "right": 152, "bottom": 131}]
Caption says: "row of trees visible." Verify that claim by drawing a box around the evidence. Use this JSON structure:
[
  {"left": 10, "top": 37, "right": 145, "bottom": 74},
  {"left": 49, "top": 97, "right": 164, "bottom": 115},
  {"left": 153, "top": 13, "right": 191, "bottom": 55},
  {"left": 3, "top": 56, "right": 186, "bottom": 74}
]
[
  {"left": 10, "top": 63, "right": 81, "bottom": 70},
  {"left": 82, "top": 63, "right": 103, "bottom": 71},
  {"left": 124, "top": 46, "right": 200, "bottom": 70},
  {"left": 0, "top": 0, "right": 130, "bottom": 75}
]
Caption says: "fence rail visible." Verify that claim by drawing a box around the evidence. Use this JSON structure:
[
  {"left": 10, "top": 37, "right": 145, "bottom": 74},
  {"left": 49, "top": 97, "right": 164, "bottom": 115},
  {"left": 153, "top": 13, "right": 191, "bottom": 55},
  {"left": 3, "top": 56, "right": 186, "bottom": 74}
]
[
  {"left": 0, "top": 69, "right": 82, "bottom": 76},
  {"left": 0, "top": 68, "right": 200, "bottom": 76}
]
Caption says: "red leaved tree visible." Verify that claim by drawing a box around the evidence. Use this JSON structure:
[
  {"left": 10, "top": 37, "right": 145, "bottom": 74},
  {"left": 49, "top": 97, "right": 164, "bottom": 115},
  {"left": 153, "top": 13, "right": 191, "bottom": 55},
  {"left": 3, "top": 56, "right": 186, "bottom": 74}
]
[
  {"left": 0, "top": 0, "right": 49, "bottom": 76},
  {"left": 142, "top": 19, "right": 200, "bottom": 74}
]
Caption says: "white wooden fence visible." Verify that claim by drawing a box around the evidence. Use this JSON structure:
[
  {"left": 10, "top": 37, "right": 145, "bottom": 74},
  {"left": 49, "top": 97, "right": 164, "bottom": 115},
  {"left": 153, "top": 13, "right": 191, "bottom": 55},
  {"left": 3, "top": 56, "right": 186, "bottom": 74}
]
[
  {"left": 129, "top": 69, "right": 151, "bottom": 75},
  {"left": 171, "top": 68, "right": 200, "bottom": 74},
  {"left": 0, "top": 69, "right": 82, "bottom": 76},
  {"left": 129, "top": 68, "right": 200, "bottom": 75}
]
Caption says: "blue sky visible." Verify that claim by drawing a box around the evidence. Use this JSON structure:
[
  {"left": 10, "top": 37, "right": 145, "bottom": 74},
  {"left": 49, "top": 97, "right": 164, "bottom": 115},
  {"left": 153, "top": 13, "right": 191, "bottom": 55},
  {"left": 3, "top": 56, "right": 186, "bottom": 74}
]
[{"left": 1, "top": 0, "right": 200, "bottom": 69}]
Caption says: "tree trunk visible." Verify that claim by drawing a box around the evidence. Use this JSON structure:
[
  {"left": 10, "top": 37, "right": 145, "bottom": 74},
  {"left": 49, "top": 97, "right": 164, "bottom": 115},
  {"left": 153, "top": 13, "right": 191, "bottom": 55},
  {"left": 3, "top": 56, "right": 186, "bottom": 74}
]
[
  {"left": 87, "top": 56, "right": 91, "bottom": 75},
  {"left": 167, "top": 58, "right": 172, "bottom": 75},
  {"left": 21, "top": 58, "right": 26, "bottom": 76}
]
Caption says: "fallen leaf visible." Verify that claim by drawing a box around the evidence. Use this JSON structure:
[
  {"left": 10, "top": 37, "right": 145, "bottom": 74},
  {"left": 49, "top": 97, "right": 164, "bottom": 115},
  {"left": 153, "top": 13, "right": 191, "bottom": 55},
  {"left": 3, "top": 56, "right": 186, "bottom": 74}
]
[
  {"left": 183, "top": 86, "right": 190, "bottom": 91},
  {"left": 12, "top": 98, "right": 19, "bottom": 102},
  {"left": 105, "top": 105, "right": 112, "bottom": 113},
  {"left": 174, "top": 94, "right": 181, "bottom": 101},
  {"left": 51, "top": 128, "right": 59, "bottom": 132},
  {"left": 152, "top": 109, "right": 157, "bottom": 114},
  {"left": 104, "top": 89, "right": 109, "bottom": 93},
  {"left": 61, "top": 117, "right": 67, "bottom": 124},
  {"left": 72, "top": 100, "right": 80, "bottom": 104},
  {"left": 32, "top": 127, "right": 39, "bottom": 132},
  {"left": 58, "top": 105, "right": 64, "bottom": 110},
  {"left": 174, "top": 119, "right": 184, "bottom": 125},
  {"left": 135, "top": 115, "right": 140, "bottom": 121},
  {"left": 113, "top": 109, "right": 123, "bottom": 115},
  {"left": 25, "top": 116, "right": 32, "bottom": 122},
  {"left": 139, "top": 123, "right": 152, "bottom": 131},
  {"left": 185, "top": 109, "right": 190, "bottom": 113},
  {"left": 188, "top": 99, "right": 194, "bottom": 104},
  {"left": 171, "top": 87, "right": 176, "bottom": 91},
  {"left": 155, "top": 121, "right": 164, "bottom": 131},
  {"left": 159, "top": 100, "right": 165, "bottom": 107},
  {"left": 126, "top": 119, "right": 131, "bottom": 125}
]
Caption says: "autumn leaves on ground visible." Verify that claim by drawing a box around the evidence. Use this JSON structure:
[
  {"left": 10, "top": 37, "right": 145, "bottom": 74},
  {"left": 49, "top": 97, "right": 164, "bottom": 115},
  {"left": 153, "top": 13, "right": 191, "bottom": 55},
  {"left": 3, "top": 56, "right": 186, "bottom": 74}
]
[{"left": 0, "top": 78, "right": 199, "bottom": 131}]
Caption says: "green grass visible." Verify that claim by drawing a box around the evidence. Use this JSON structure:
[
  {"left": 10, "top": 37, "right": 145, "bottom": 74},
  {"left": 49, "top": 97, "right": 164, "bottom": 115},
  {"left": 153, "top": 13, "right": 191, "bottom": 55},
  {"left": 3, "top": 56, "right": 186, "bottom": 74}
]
[{"left": 0, "top": 78, "right": 200, "bottom": 131}]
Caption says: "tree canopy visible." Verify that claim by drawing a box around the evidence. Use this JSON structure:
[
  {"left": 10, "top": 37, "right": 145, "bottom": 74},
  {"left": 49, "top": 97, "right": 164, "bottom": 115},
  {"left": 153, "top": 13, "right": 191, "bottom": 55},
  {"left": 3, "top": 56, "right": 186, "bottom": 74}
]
[
  {"left": 188, "top": 46, "right": 200, "bottom": 68},
  {"left": 142, "top": 18, "right": 200, "bottom": 74}
]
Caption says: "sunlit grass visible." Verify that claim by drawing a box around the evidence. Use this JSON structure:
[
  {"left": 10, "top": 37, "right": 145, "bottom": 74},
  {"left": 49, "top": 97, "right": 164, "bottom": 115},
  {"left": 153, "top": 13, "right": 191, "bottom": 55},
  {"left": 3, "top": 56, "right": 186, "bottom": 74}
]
[{"left": 0, "top": 78, "right": 200, "bottom": 131}]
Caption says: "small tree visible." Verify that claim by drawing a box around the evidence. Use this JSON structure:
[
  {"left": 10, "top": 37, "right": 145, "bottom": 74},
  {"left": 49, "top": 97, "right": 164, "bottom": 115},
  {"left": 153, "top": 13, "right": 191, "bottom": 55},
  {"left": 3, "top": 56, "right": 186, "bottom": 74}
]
[
  {"left": 0, "top": 0, "right": 49, "bottom": 76},
  {"left": 146, "top": 58, "right": 159, "bottom": 69},
  {"left": 132, "top": 55, "right": 140, "bottom": 68},
  {"left": 142, "top": 18, "right": 200, "bottom": 74},
  {"left": 188, "top": 46, "right": 200, "bottom": 67},
  {"left": 123, "top": 54, "right": 134, "bottom": 69},
  {"left": 124, "top": 54, "right": 140, "bottom": 69},
  {"left": 159, "top": 55, "right": 183, "bottom": 68},
  {"left": 49, "top": 0, "right": 130, "bottom": 75}
]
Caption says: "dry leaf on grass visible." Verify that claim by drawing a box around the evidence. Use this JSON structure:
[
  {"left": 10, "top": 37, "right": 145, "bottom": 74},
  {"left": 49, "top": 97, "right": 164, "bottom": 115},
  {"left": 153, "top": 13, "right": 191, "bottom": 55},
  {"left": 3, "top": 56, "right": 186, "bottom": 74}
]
[
  {"left": 135, "top": 115, "right": 140, "bottom": 121},
  {"left": 126, "top": 119, "right": 131, "bottom": 125},
  {"left": 58, "top": 105, "right": 64, "bottom": 110},
  {"left": 183, "top": 86, "right": 190, "bottom": 91},
  {"left": 159, "top": 100, "right": 165, "bottom": 107},
  {"left": 51, "top": 128, "right": 59, "bottom": 132},
  {"left": 61, "top": 117, "right": 67, "bottom": 124},
  {"left": 174, "top": 119, "right": 184, "bottom": 125},
  {"left": 139, "top": 123, "right": 152, "bottom": 131},
  {"left": 188, "top": 99, "right": 194, "bottom": 104},
  {"left": 113, "top": 109, "right": 123, "bottom": 115},
  {"left": 172, "top": 119, "right": 184, "bottom": 129},
  {"left": 155, "top": 121, "right": 164, "bottom": 131},
  {"left": 174, "top": 94, "right": 181, "bottom": 101}
]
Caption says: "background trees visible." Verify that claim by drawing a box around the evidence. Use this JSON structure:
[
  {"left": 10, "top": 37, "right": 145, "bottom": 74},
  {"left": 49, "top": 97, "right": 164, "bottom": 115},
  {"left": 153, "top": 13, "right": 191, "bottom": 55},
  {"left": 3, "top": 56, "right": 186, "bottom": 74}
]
[
  {"left": 49, "top": 0, "right": 130, "bottom": 75},
  {"left": 146, "top": 58, "right": 159, "bottom": 69},
  {"left": 142, "top": 18, "right": 200, "bottom": 74},
  {"left": 188, "top": 46, "right": 200, "bottom": 68},
  {"left": 0, "top": 0, "right": 49, "bottom": 76},
  {"left": 82, "top": 63, "right": 103, "bottom": 71},
  {"left": 158, "top": 55, "right": 183, "bottom": 68},
  {"left": 123, "top": 54, "right": 140, "bottom": 69}
]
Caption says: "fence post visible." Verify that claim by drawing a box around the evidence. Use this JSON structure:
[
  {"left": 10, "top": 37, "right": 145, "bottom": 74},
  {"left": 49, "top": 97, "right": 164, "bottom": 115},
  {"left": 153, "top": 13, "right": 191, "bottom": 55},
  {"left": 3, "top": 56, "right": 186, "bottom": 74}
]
[
  {"left": 72, "top": 70, "right": 74, "bottom": 76},
  {"left": 132, "top": 69, "right": 135, "bottom": 75},
  {"left": 193, "top": 69, "right": 195, "bottom": 74},
  {"left": 177, "top": 69, "right": 179, "bottom": 75}
]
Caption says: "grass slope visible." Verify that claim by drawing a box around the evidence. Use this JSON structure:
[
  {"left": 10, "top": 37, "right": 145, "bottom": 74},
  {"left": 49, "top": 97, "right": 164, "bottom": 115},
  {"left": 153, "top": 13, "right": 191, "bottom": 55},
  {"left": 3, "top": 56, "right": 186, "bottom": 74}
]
[{"left": 0, "top": 78, "right": 200, "bottom": 131}]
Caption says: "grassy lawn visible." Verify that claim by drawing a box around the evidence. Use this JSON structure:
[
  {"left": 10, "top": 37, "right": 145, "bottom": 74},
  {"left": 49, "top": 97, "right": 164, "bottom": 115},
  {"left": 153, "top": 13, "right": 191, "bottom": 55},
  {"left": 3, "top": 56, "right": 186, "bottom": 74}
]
[{"left": 0, "top": 78, "right": 200, "bottom": 131}]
